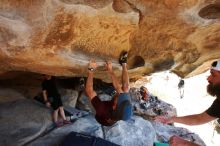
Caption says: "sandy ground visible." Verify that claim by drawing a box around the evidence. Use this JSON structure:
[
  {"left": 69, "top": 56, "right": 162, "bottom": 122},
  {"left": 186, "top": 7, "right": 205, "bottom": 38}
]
[{"left": 133, "top": 70, "right": 219, "bottom": 146}]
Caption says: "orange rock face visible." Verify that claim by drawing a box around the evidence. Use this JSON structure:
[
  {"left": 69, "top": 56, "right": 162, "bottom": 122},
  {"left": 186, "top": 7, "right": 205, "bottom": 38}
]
[{"left": 0, "top": 0, "right": 220, "bottom": 81}]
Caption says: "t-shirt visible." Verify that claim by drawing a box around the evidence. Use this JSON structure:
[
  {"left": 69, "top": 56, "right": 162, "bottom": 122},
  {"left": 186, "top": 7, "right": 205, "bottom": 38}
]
[
  {"left": 91, "top": 96, "right": 116, "bottom": 126},
  {"left": 41, "top": 78, "right": 60, "bottom": 98},
  {"left": 206, "top": 99, "right": 220, "bottom": 118}
]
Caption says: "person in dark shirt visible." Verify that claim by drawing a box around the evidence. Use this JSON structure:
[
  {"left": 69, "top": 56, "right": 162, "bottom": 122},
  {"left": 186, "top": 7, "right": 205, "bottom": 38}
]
[
  {"left": 42, "top": 75, "right": 71, "bottom": 127},
  {"left": 85, "top": 52, "right": 133, "bottom": 126},
  {"left": 155, "top": 60, "right": 220, "bottom": 146}
]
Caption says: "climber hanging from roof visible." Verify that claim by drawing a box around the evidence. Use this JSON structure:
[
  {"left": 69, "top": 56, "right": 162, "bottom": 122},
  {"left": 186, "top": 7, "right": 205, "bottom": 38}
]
[{"left": 85, "top": 51, "right": 133, "bottom": 126}]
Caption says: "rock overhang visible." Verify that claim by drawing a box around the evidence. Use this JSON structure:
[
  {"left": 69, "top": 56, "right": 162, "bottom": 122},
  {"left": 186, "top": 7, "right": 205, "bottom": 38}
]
[{"left": 0, "top": 0, "right": 220, "bottom": 81}]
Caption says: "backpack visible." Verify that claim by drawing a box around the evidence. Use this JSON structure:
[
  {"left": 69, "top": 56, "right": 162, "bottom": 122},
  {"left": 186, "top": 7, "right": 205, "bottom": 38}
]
[{"left": 60, "top": 131, "right": 120, "bottom": 146}]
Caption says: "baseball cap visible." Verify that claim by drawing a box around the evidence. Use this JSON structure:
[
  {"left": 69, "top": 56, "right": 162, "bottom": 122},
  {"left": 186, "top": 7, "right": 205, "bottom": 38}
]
[{"left": 211, "top": 60, "right": 220, "bottom": 71}]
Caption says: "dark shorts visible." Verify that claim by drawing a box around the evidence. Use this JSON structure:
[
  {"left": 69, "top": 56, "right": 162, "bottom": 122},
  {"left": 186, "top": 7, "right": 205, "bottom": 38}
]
[{"left": 49, "top": 96, "right": 63, "bottom": 110}]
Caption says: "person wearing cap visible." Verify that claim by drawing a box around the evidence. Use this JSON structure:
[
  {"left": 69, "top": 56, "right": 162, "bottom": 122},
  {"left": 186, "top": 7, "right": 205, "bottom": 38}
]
[
  {"left": 85, "top": 52, "right": 133, "bottom": 126},
  {"left": 155, "top": 60, "right": 220, "bottom": 146}
]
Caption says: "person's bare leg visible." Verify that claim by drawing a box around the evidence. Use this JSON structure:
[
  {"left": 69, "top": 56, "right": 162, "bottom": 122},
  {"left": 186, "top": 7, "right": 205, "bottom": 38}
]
[
  {"left": 85, "top": 59, "right": 97, "bottom": 100},
  {"left": 122, "top": 63, "right": 129, "bottom": 93},
  {"left": 106, "top": 61, "right": 123, "bottom": 93},
  {"left": 59, "top": 106, "right": 67, "bottom": 120},
  {"left": 53, "top": 109, "right": 59, "bottom": 123}
]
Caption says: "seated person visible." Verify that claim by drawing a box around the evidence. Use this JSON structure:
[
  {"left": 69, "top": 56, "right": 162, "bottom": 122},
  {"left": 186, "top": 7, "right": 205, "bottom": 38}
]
[{"left": 140, "top": 86, "right": 151, "bottom": 102}]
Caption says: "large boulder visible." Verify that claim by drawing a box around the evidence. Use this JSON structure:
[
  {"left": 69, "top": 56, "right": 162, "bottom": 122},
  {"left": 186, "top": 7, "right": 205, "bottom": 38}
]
[
  {"left": 0, "top": 0, "right": 220, "bottom": 81},
  {"left": 59, "top": 89, "right": 78, "bottom": 108},
  {"left": 28, "top": 115, "right": 205, "bottom": 146},
  {"left": 0, "top": 99, "right": 52, "bottom": 146},
  {"left": 28, "top": 116, "right": 156, "bottom": 146},
  {"left": 0, "top": 96, "right": 205, "bottom": 146},
  {"left": 0, "top": 88, "right": 25, "bottom": 103},
  {"left": 151, "top": 122, "right": 206, "bottom": 146}
]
